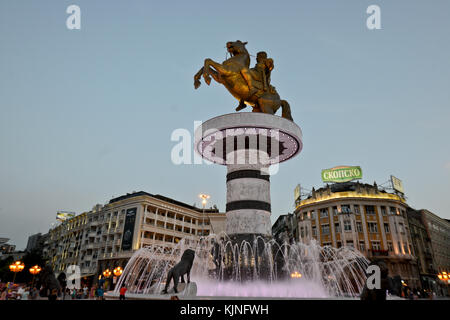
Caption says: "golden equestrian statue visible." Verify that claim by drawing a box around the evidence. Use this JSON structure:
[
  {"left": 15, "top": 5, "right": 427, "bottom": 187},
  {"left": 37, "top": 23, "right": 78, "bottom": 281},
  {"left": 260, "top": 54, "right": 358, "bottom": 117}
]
[{"left": 193, "top": 40, "right": 293, "bottom": 121}]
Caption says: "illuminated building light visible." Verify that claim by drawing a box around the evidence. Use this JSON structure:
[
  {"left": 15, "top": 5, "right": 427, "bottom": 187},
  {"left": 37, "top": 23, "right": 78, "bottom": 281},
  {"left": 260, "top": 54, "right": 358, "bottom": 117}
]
[{"left": 296, "top": 191, "right": 405, "bottom": 209}]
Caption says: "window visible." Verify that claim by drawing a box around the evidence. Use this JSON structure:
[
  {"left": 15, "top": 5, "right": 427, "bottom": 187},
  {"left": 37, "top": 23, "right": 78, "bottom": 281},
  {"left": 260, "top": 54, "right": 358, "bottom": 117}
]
[
  {"left": 368, "top": 222, "right": 378, "bottom": 233},
  {"left": 398, "top": 242, "right": 403, "bottom": 253},
  {"left": 300, "top": 227, "right": 304, "bottom": 238},
  {"left": 320, "top": 208, "right": 328, "bottom": 218},
  {"left": 371, "top": 241, "right": 381, "bottom": 250},
  {"left": 321, "top": 224, "right": 330, "bottom": 235},
  {"left": 365, "top": 205, "right": 376, "bottom": 215},
  {"left": 359, "top": 241, "right": 366, "bottom": 252},
  {"left": 310, "top": 211, "right": 316, "bottom": 219},
  {"left": 312, "top": 226, "right": 317, "bottom": 237},
  {"left": 332, "top": 206, "right": 338, "bottom": 215},
  {"left": 346, "top": 240, "right": 354, "bottom": 248},
  {"left": 356, "top": 222, "right": 363, "bottom": 233},
  {"left": 390, "top": 207, "right": 397, "bottom": 215},
  {"left": 387, "top": 241, "right": 394, "bottom": 252},
  {"left": 403, "top": 243, "right": 409, "bottom": 254},
  {"left": 354, "top": 205, "right": 360, "bottom": 215},
  {"left": 398, "top": 223, "right": 405, "bottom": 234},
  {"left": 335, "top": 223, "right": 341, "bottom": 233},
  {"left": 341, "top": 205, "right": 351, "bottom": 214},
  {"left": 384, "top": 223, "right": 390, "bottom": 233},
  {"left": 344, "top": 220, "right": 352, "bottom": 232},
  {"left": 337, "top": 241, "right": 342, "bottom": 248},
  {"left": 380, "top": 206, "right": 387, "bottom": 216}
]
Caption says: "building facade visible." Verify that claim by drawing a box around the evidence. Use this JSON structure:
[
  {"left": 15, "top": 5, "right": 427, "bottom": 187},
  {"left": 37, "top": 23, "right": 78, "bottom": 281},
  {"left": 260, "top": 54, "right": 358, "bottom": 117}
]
[
  {"left": 295, "top": 182, "right": 420, "bottom": 288},
  {"left": 26, "top": 232, "right": 48, "bottom": 253},
  {"left": 406, "top": 207, "right": 440, "bottom": 293},
  {"left": 43, "top": 191, "right": 226, "bottom": 286},
  {"left": 419, "top": 209, "right": 450, "bottom": 295},
  {"left": 272, "top": 213, "right": 297, "bottom": 245}
]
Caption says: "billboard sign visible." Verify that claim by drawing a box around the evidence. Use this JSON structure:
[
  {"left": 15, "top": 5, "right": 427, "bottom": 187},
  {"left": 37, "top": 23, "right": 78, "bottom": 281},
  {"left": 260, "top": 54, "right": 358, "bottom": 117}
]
[
  {"left": 321, "top": 166, "right": 362, "bottom": 183},
  {"left": 294, "top": 184, "right": 301, "bottom": 205},
  {"left": 294, "top": 184, "right": 301, "bottom": 203},
  {"left": 56, "top": 211, "right": 76, "bottom": 222},
  {"left": 391, "top": 175, "right": 404, "bottom": 194},
  {"left": 121, "top": 207, "right": 137, "bottom": 251}
]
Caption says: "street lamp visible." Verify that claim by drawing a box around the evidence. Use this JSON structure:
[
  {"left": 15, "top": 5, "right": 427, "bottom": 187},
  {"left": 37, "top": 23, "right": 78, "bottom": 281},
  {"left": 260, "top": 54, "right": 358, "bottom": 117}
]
[
  {"left": 9, "top": 261, "right": 25, "bottom": 284},
  {"left": 198, "top": 194, "right": 210, "bottom": 237},
  {"left": 112, "top": 267, "right": 123, "bottom": 289},
  {"left": 29, "top": 265, "right": 41, "bottom": 287},
  {"left": 113, "top": 267, "right": 123, "bottom": 277},
  {"left": 290, "top": 271, "right": 302, "bottom": 279},
  {"left": 102, "top": 269, "right": 112, "bottom": 291},
  {"left": 103, "top": 269, "right": 112, "bottom": 278}
]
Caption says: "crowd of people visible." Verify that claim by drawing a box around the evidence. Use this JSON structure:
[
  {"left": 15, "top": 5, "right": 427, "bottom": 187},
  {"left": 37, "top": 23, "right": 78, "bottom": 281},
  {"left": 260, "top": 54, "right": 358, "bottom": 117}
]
[
  {"left": 0, "top": 283, "right": 38, "bottom": 300},
  {"left": 0, "top": 282, "right": 125, "bottom": 300}
]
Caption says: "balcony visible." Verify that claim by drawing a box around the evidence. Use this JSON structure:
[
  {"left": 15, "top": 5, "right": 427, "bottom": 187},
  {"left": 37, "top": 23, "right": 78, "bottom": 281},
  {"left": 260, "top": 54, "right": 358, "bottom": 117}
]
[{"left": 369, "top": 249, "right": 389, "bottom": 257}]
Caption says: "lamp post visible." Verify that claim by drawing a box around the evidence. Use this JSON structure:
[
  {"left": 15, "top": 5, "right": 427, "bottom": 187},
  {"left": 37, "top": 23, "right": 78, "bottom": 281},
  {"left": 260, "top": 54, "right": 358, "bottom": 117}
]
[
  {"left": 112, "top": 267, "right": 123, "bottom": 290},
  {"left": 29, "top": 265, "right": 41, "bottom": 288},
  {"left": 198, "top": 194, "right": 210, "bottom": 238},
  {"left": 9, "top": 261, "right": 25, "bottom": 284},
  {"left": 113, "top": 267, "right": 123, "bottom": 277},
  {"left": 103, "top": 269, "right": 112, "bottom": 291}
]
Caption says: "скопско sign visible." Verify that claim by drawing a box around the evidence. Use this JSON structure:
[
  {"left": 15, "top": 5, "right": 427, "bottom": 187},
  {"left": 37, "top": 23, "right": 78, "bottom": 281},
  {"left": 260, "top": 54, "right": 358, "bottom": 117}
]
[{"left": 321, "top": 166, "right": 362, "bottom": 183}]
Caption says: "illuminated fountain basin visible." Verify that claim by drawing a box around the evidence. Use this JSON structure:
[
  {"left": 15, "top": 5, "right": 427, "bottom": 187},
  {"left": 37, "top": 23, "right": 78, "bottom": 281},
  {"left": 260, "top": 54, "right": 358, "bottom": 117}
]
[{"left": 113, "top": 234, "right": 369, "bottom": 299}]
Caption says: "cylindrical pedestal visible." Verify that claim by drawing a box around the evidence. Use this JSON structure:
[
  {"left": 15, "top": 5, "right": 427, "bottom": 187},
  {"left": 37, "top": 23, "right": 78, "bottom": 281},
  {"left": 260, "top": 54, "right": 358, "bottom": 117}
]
[{"left": 225, "top": 149, "right": 272, "bottom": 240}]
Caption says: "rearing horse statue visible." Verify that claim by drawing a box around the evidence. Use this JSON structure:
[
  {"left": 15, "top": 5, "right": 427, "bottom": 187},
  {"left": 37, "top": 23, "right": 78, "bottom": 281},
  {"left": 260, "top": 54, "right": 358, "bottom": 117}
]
[{"left": 194, "top": 40, "right": 294, "bottom": 121}]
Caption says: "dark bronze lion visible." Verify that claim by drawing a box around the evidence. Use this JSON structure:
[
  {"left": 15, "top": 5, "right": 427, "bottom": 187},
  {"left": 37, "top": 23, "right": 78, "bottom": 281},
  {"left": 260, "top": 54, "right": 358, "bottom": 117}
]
[{"left": 162, "top": 249, "right": 195, "bottom": 294}]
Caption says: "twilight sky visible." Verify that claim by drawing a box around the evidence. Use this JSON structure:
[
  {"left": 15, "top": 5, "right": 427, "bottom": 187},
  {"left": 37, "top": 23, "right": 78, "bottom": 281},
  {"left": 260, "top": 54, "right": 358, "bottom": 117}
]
[{"left": 1, "top": 0, "right": 449, "bottom": 250}]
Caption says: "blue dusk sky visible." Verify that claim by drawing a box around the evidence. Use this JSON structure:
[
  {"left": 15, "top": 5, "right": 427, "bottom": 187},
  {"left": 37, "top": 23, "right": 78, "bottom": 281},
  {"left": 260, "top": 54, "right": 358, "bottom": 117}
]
[{"left": 1, "top": 0, "right": 449, "bottom": 250}]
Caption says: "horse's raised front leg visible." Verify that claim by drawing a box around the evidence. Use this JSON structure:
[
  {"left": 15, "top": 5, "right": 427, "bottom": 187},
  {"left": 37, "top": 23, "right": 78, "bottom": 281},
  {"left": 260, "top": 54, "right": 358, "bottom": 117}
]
[
  {"left": 194, "top": 67, "right": 203, "bottom": 89},
  {"left": 203, "top": 58, "right": 233, "bottom": 86}
]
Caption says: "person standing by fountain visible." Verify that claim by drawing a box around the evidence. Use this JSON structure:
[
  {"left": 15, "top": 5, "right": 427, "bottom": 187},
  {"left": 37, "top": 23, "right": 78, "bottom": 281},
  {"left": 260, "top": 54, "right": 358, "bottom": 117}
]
[{"left": 119, "top": 285, "right": 127, "bottom": 300}]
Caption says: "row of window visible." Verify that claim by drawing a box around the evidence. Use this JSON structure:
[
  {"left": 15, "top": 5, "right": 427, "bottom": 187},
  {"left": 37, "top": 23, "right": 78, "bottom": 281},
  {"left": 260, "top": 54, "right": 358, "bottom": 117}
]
[
  {"left": 302, "top": 205, "right": 405, "bottom": 220},
  {"left": 300, "top": 220, "right": 393, "bottom": 237},
  {"left": 320, "top": 239, "right": 411, "bottom": 255}
]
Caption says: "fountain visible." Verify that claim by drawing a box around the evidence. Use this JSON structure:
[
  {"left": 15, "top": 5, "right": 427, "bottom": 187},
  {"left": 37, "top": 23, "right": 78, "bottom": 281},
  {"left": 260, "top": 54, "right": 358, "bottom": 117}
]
[{"left": 113, "top": 234, "right": 369, "bottom": 299}]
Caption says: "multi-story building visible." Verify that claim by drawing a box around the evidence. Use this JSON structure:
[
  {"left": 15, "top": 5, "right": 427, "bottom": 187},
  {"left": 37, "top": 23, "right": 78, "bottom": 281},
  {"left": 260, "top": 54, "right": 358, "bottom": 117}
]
[
  {"left": 406, "top": 207, "right": 439, "bottom": 292},
  {"left": 0, "top": 238, "right": 15, "bottom": 255},
  {"left": 295, "top": 181, "right": 420, "bottom": 288},
  {"left": 419, "top": 209, "right": 450, "bottom": 295},
  {"left": 420, "top": 209, "right": 450, "bottom": 274},
  {"left": 44, "top": 191, "right": 226, "bottom": 286},
  {"left": 272, "top": 213, "right": 297, "bottom": 245},
  {"left": 26, "top": 232, "right": 48, "bottom": 253}
]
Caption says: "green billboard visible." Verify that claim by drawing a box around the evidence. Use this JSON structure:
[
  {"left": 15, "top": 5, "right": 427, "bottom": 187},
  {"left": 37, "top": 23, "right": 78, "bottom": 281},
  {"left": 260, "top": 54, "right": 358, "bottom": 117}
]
[{"left": 321, "top": 166, "right": 362, "bottom": 183}]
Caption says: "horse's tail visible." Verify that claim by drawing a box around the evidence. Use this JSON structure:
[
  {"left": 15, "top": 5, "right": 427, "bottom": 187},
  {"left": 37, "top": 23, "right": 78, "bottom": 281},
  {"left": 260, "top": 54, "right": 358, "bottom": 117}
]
[{"left": 281, "top": 100, "right": 293, "bottom": 121}]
